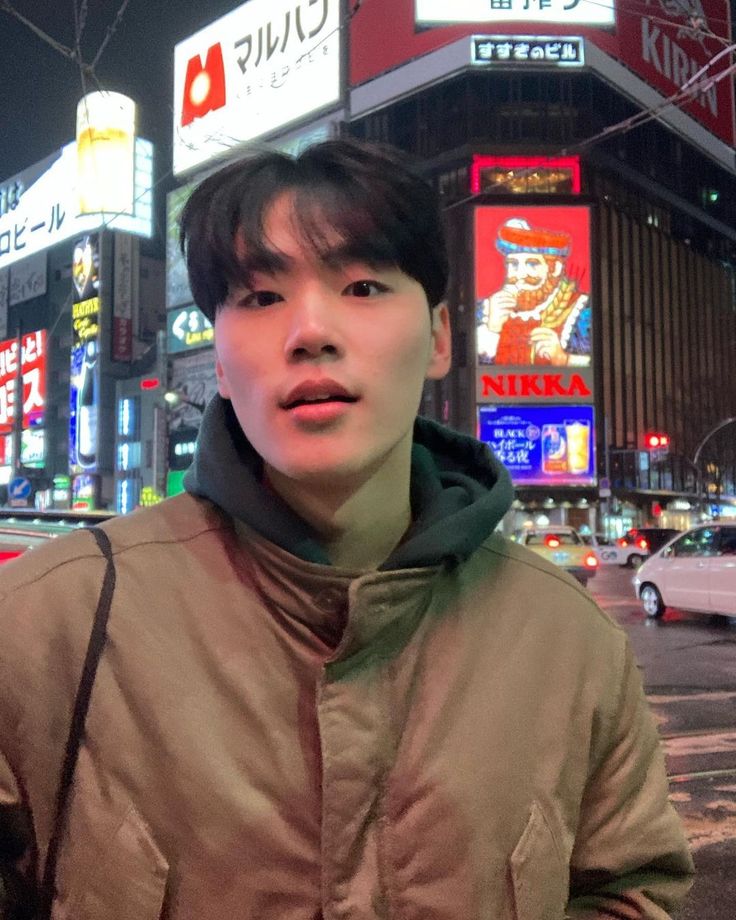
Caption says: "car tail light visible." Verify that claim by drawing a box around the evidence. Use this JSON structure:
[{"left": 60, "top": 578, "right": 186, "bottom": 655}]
[
  {"left": 637, "top": 538, "right": 648, "bottom": 550},
  {"left": 617, "top": 537, "right": 627, "bottom": 547},
  {"left": 544, "top": 535, "right": 561, "bottom": 548},
  {"left": 0, "top": 550, "right": 23, "bottom": 565},
  {"left": 584, "top": 552, "right": 599, "bottom": 568}
]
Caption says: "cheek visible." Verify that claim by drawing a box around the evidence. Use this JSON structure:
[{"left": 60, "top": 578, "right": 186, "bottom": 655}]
[{"left": 383, "top": 325, "right": 434, "bottom": 383}]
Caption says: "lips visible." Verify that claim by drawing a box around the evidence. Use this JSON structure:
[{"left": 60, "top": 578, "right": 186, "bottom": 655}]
[{"left": 280, "top": 379, "right": 358, "bottom": 410}]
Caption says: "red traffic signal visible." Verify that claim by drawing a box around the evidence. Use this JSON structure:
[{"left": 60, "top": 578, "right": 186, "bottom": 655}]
[{"left": 643, "top": 432, "right": 670, "bottom": 450}]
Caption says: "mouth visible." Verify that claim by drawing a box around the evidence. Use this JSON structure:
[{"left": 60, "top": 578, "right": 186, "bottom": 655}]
[{"left": 280, "top": 380, "right": 359, "bottom": 411}]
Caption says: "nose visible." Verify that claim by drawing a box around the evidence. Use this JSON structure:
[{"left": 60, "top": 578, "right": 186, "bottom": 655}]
[{"left": 283, "top": 288, "right": 341, "bottom": 362}]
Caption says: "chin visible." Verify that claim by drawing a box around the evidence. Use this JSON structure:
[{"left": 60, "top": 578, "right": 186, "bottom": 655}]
[{"left": 272, "top": 451, "right": 367, "bottom": 483}]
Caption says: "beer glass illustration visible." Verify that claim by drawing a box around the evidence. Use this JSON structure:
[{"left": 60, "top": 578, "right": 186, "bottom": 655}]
[
  {"left": 76, "top": 91, "right": 136, "bottom": 216},
  {"left": 565, "top": 420, "right": 590, "bottom": 475},
  {"left": 542, "top": 424, "right": 568, "bottom": 474}
]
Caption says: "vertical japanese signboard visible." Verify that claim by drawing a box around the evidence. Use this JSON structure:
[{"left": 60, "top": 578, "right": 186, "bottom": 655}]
[
  {"left": 69, "top": 234, "right": 101, "bottom": 474},
  {"left": 0, "top": 329, "right": 47, "bottom": 436},
  {"left": 113, "top": 232, "right": 136, "bottom": 362}
]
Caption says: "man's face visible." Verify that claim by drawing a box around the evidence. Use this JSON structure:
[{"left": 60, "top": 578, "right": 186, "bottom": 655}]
[
  {"left": 504, "top": 252, "right": 552, "bottom": 292},
  {"left": 214, "top": 194, "right": 451, "bottom": 487}
]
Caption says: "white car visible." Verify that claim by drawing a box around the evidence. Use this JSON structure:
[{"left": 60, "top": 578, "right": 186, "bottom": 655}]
[
  {"left": 582, "top": 534, "right": 650, "bottom": 568},
  {"left": 633, "top": 523, "right": 736, "bottom": 619}
]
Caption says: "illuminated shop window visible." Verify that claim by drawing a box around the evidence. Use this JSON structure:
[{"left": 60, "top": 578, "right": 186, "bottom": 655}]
[
  {"left": 118, "top": 396, "right": 139, "bottom": 437},
  {"left": 471, "top": 156, "right": 581, "bottom": 196},
  {"left": 117, "top": 441, "right": 141, "bottom": 472},
  {"left": 116, "top": 476, "right": 140, "bottom": 515},
  {"left": 20, "top": 428, "right": 45, "bottom": 468}
]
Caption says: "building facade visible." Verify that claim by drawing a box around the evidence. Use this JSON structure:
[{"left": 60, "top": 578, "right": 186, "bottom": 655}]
[
  {"left": 166, "top": 0, "right": 736, "bottom": 534},
  {"left": 0, "top": 97, "right": 164, "bottom": 512}
]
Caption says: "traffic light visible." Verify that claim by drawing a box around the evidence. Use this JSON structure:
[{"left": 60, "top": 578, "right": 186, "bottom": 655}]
[{"left": 643, "top": 432, "right": 670, "bottom": 450}]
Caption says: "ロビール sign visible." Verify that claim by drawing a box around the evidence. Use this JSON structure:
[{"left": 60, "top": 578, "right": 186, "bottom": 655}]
[{"left": 0, "top": 139, "right": 153, "bottom": 273}]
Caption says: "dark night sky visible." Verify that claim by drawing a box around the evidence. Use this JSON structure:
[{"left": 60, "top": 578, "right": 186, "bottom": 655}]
[{"left": 0, "top": 0, "right": 241, "bottom": 243}]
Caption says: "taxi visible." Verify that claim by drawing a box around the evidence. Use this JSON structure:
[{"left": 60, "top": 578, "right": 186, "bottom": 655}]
[{"left": 513, "top": 525, "right": 599, "bottom": 587}]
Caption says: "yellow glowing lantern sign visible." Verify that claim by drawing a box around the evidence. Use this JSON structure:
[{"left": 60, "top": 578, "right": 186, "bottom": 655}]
[{"left": 76, "top": 91, "right": 136, "bottom": 216}]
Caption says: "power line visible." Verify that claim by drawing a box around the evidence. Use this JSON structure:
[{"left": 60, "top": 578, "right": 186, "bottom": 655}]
[{"left": 91, "top": 0, "right": 133, "bottom": 70}]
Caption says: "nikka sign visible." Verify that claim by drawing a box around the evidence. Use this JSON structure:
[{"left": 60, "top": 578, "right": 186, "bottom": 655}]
[{"left": 476, "top": 370, "right": 594, "bottom": 404}]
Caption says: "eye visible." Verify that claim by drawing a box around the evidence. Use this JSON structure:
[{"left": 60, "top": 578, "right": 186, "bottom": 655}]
[
  {"left": 343, "top": 280, "right": 389, "bottom": 298},
  {"left": 239, "top": 290, "right": 284, "bottom": 308}
]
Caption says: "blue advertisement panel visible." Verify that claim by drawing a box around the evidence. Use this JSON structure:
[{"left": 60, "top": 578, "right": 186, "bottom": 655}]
[{"left": 478, "top": 404, "right": 596, "bottom": 486}]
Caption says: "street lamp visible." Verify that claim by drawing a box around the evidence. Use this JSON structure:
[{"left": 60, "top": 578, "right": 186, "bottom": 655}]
[
  {"left": 691, "top": 417, "right": 736, "bottom": 519},
  {"left": 164, "top": 389, "right": 206, "bottom": 414}
]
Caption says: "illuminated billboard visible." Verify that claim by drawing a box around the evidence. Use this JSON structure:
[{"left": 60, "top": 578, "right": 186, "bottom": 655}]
[
  {"left": 173, "top": 0, "right": 341, "bottom": 176},
  {"left": 475, "top": 204, "right": 593, "bottom": 404},
  {"left": 0, "top": 329, "right": 47, "bottom": 434},
  {"left": 167, "top": 306, "right": 213, "bottom": 353},
  {"left": 470, "top": 35, "right": 584, "bottom": 68},
  {"left": 470, "top": 155, "right": 581, "bottom": 195},
  {"left": 0, "top": 138, "right": 153, "bottom": 272},
  {"left": 70, "top": 236, "right": 101, "bottom": 474},
  {"left": 415, "top": 0, "right": 614, "bottom": 26},
  {"left": 166, "top": 183, "right": 196, "bottom": 308},
  {"left": 350, "top": 1, "right": 734, "bottom": 152},
  {"left": 76, "top": 92, "right": 137, "bottom": 216},
  {"left": 479, "top": 404, "right": 596, "bottom": 486}
]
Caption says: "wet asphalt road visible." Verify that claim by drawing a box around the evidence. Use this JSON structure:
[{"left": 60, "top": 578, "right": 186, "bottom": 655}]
[{"left": 588, "top": 565, "right": 736, "bottom": 919}]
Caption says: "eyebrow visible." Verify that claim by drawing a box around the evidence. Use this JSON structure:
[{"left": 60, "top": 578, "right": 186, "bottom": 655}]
[
  {"left": 238, "top": 242, "right": 397, "bottom": 280},
  {"left": 318, "top": 241, "right": 397, "bottom": 271}
]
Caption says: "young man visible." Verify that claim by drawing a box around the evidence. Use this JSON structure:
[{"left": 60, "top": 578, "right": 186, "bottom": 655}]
[{"left": 0, "top": 139, "right": 692, "bottom": 919}]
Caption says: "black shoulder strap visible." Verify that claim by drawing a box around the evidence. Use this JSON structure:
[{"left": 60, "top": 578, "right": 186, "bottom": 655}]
[{"left": 37, "top": 526, "right": 116, "bottom": 920}]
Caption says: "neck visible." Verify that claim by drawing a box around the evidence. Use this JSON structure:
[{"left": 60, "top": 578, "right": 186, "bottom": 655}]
[{"left": 264, "top": 446, "right": 413, "bottom": 570}]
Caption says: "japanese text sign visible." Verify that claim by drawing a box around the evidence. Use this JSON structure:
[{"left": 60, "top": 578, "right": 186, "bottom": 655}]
[
  {"left": 0, "top": 139, "right": 153, "bottom": 272},
  {"left": 478, "top": 404, "right": 596, "bottom": 486},
  {"left": 471, "top": 35, "right": 584, "bottom": 66},
  {"left": 173, "top": 0, "right": 340, "bottom": 175},
  {"left": 0, "top": 330, "right": 47, "bottom": 433},
  {"left": 416, "top": 0, "right": 614, "bottom": 26}
]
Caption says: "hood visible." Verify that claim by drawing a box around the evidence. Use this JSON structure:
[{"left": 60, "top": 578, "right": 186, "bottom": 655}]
[{"left": 184, "top": 395, "right": 513, "bottom": 570}]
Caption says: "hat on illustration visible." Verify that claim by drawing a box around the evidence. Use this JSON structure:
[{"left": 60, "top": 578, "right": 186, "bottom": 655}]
[{"left": 495, "top": 218, "right": 571, "bottom": 259}]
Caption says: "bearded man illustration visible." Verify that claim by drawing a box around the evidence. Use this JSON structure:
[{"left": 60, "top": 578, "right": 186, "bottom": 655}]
[{"left": 476, "top": 218, "right": 591, "bottom": 366}]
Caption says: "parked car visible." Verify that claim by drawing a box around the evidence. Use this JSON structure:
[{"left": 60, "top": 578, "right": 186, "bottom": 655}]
[
  {"left": 624, "top": 527, "right": 681, "bottom": 555},
  {"left": 582, "top": 533, "right": 650, "bottom": 568},
  {"left": 633, "top": 523, "right": 736, "bottom": 619},
  {"left": 513, "top": 525, "right": 599, "bottom": 586},
  {"left": 0, "top": 509, "right": 113, "bottom": 566}
]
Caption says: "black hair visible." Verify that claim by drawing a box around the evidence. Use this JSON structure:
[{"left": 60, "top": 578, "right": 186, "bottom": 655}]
[{"left": 179, "top": 137, "right": 448, "bottom": 321}]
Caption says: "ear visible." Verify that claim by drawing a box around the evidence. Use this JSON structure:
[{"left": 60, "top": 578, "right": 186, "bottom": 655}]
[
  {"left": 215, "top": 356, "right": 231, "bottom": 399},
  {"left": 551, "top": 259, "right": 564, "bottom": 278},
  {"left": 426, "top": 303, "right": 451, "bottom": 380}
]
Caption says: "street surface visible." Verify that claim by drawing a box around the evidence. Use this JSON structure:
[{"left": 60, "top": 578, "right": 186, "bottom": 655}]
[{"left": 589, "top": 565, "right": 736, "bottom": 919}]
